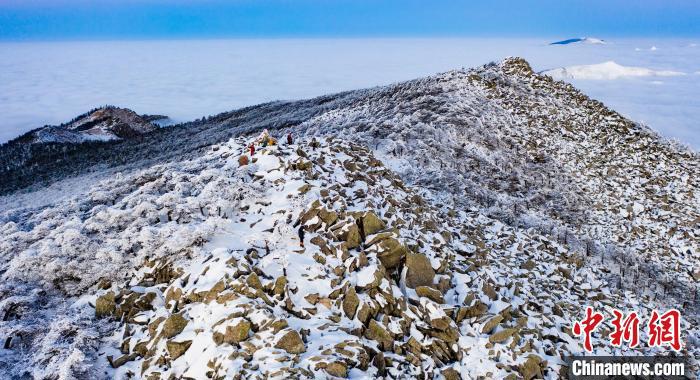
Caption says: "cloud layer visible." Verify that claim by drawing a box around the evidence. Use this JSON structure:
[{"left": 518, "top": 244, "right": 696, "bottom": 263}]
[{"left": 0, "top": 38, "right": 698, "bottom": 149}]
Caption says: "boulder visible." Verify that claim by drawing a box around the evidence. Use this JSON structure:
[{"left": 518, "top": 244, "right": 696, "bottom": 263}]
[
  {"left": 298, "top": 184, "right": 312, "bottom": 194},
  {"left": 375, "top": 238, "right": 408, "bottom": 269},
  {"left": 95, "top": 291, "right": 116, "bottom": 318},
  {"left": 275, "top": 330, "right": 306, "bottom": 354},
  {"left": 361, "top": 212, "right": 386, "bottom": 237},
  {"left": 295, "top": 160, "right": 313, "bottom": 171},
  {"left": 415, "top": 286, "right": 444, "bottom": 303},
  {"left": 318, "top": 209, "right": 339, "bottom": 228},
  {"left": 342, "top": 287, "right": 360, "bottom": 319},
  {"left": 341, "top": 224, "right": 362, "bottom": 249},
  {"left": 364, "top": 320, "right": 394, "bottom": 351},
  {"left": 238, "top": 155, "right": 249, "bottom": 166},
  {"left": 109, "top": 353, "right": 138, "bottom": 368},
  {"left": 273, "top": 276, "right": 287, "bottom": 297},
  {"left": 325, "top": 361, "right": 348, "bottom": 378},
  {"left": 430, "top": 316, "right": 452, "bottom": 331},
  {"left": 441, "top": 368, "right": 461, "bottom": 380},
  {"left": 373, "top": 352, "right": 386, "bottom": 376},
  {"left": 488, "top": 328, "right": 518, "bottom": 344},
  {"left": 246, "top": 272, "right": 263, "bottom": 290},
  {"left": 520, "top": 259, "right": 536, "bottom": 270},
  {"left": 458, "top": 301, "right": 489, "bottom": 321},
  {"left": 166, "top": 340, "right": 192, "bottom": 360},
  {"left": 481, "top": 315, "right": 504, "bottom": 334},
  {"left": 356, "top": 303, "right": 374, "bottom": 325},
  {"left": 405, "top": 252, "right": 435, "bottom": 288},
  {"left": 358, "top": 266, "right": 384, "bottom": 291},
  {"left": 215, "top": 319, "right": 251, "bottom": 345},
  {"left": 518, "top": 354, "right": 544, "bottom": 380},
  {"left": 162, "top": 314, "right": 188, "bottom": 338},
  {"left": 365, "top": 231, "right": 396, "bottom": 247}
]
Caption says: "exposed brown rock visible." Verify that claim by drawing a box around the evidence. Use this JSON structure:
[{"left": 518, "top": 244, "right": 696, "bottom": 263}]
[
  {"left": 166, "top": 340, "right": 192, "bottom": 360},
  {"left": 275, "top": 330, "right": 306, "bottom": 354},
  {"left": 405, "top": 252, "right": 435, "bottom": 288},
  {"left": 95, "top": 291, "right": 116, "bottom": 318},
  {"left": 342, "top": 287, "right": 360, "bottom": 319},
  {"left": 162, "top": 314, "right": 188, "bottom": 338}
]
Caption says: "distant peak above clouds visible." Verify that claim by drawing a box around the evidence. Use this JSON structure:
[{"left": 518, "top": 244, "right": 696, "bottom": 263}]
[
  {"left": 541, "top": 61, "right": 685, "bottom": 80},
  {"left": 7, "top": 106, "right": 161, "bottom": 145},
  {"left": 550, "top": 37, "right": 606, "bottom": 45}
]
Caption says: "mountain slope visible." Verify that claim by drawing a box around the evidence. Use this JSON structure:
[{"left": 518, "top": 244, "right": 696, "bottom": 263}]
[
  {"left": 0, "top": 58, "right": 698, "bottom": 379},
  {"left": 288, "top": 58, "right": 698, "bottom": 309},
  {"left": 2, "top": 137, "right": 691, "bottom": 379}
]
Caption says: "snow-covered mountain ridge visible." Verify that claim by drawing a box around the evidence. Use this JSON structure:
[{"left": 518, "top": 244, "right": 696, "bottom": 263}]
[
  {"left": 11, "top": 106, "right": 159, "bottom": 145},
  {"left": 0, "top": 57, "right": 698, "bottom": 379}
]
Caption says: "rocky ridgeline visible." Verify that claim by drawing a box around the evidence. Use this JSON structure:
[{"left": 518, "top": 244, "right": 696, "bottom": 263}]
[
  {"left": 291, "top": 58, "right": 699, "bottom": 326},
  {"left": 88, "top": 137, "right": 687, "bottom": 379}
]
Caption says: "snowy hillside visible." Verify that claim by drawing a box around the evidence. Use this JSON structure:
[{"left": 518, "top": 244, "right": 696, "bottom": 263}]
[{"left": 0, "top": 58, "right": 698, "bottom": 379}]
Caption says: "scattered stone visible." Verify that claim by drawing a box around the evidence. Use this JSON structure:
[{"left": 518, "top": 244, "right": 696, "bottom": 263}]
[
  {"left": 215, "top": 319, "right": 251, "bottom": 345},
  {"left": 481, "top": 315, "right": 504, "bottom": 334},
  {"left": 489, "top": 328, "right": 518, "bottom": 344},
  {"left": 441, "top": 367, "right": 461, "bottom": 380},
  {"left": 273, "top": 276, "right": 287, "bottom": 297},
  {"left": 518, "top": 354, "right": 544, "bottom": 380},
  {"left": 415, "top": 286, "right": 444, "bottom": 303},
  {"left": 405, "top": 252, "right": 435, "bottom": 288},
  {"left": 95, "top": 291, "right": 116, "bottom": 318},
  {"left": 166, "top": 340, "right": 192, "bottom": 360},
  {"left": 342, "top": 287, "right": 360, "bottom": 319},
  {"left": 298, "top": 184, "right": 312, "bottom": 194},
  {"left": 520, "top": 259, "right": 536, "bottom": 270},
  {"left": 361, "top": 212, "right": 386, "bottom": 237},
  {"left": 375, "top": 238, "right": 408, "bottom": 269},
  {"left": 325, "top": 361, "right": 348, "bottom": 378},
  {"left": 162, "top": 314, "right": 188, "bottom": 338},
  {"left": 344, "top": 224, "right": 362, "bottom": 249},
  {"left": 275, "top": 330, "right": 306, "bottom": 354},
  {"left": 319, "top": 209, "right": 339, "bottom": 228},
  {"left": 365, "top": 320, "right": 394, "bottom": 351}
]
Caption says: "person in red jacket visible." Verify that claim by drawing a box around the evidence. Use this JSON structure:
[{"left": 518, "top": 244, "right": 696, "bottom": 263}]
[{"left": 249, "top": 144, "right": 255, "bottom": 156}]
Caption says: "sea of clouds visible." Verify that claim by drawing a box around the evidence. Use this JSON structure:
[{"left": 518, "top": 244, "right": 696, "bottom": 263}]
[{"left": 0, "top": 38, "right": 698, "bottom": 148}]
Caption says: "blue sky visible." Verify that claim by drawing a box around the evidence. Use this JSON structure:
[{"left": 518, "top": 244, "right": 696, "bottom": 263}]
[{"left": 1, "top": 0, "right": 699, "bottom": 40}]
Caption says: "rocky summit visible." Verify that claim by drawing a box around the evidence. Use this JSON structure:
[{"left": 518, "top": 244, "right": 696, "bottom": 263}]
[{"left": 0, "top": 58, "right": 698, "bottom": 379}]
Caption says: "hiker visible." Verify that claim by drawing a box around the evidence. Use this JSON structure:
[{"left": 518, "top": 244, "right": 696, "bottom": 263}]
[
  {"left": 249, "top": 144, "right": 255, "bottom": 156},
  {"left": 311, "top": 137, "right": 318, "bottom": 150},
  {"left": 262, "top": 138, "right": 268, "bottom": 148},
  {"left": 287, "top": 132, "right": 293, "bottom": 145},
  {"left": 265, "top": 241, "right": 270, "bottom": 256},
  {"left": 297, "top": 226, "right": 305, "bottom": 248}
]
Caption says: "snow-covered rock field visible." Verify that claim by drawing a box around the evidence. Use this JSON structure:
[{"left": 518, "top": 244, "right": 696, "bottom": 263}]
[{"left": 0, "top": 58, "right": 698, "bottom": 379}]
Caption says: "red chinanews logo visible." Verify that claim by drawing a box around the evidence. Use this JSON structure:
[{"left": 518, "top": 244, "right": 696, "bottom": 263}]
[{"left": 572, "top": 307, "right": 682, "bottom": 352}]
